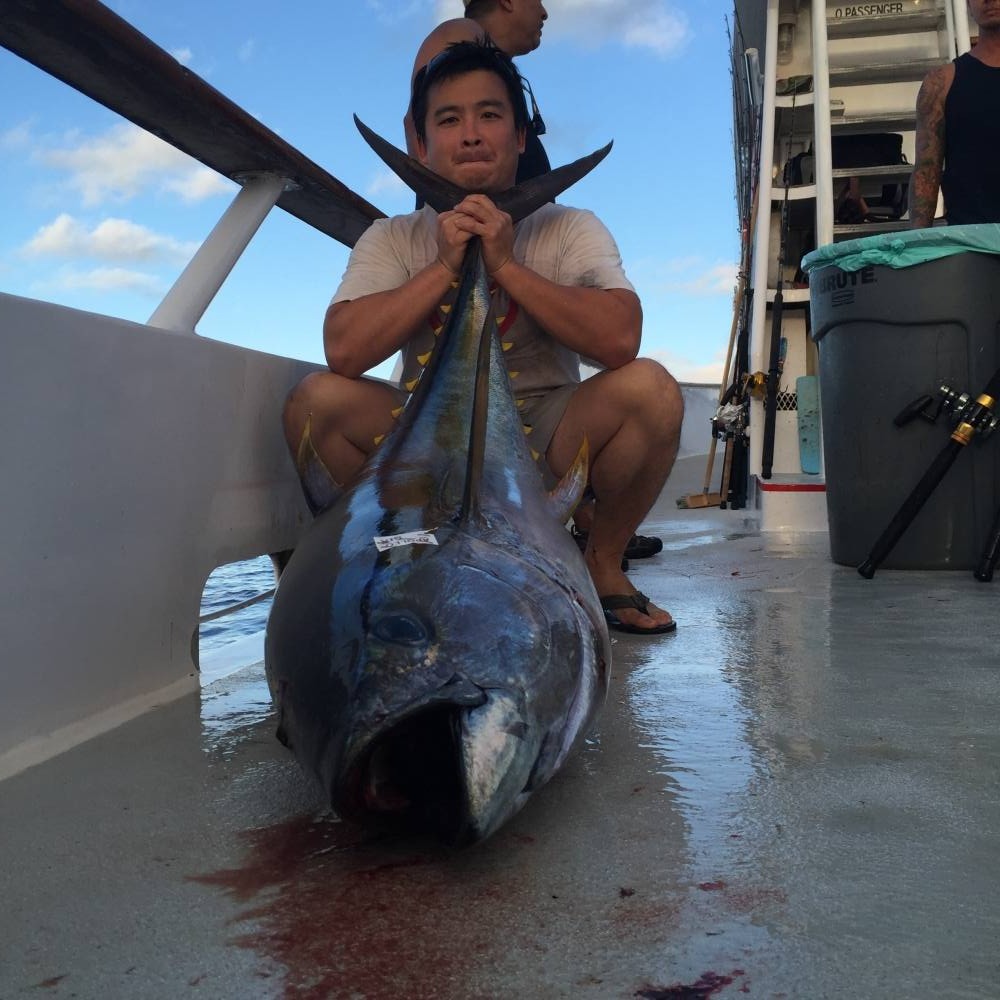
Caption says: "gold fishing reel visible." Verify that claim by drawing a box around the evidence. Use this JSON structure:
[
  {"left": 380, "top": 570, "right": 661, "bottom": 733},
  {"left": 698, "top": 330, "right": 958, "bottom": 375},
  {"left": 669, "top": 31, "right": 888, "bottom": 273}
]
[{"left": 742, "top": 371, "right": 768, "bottom": 400}]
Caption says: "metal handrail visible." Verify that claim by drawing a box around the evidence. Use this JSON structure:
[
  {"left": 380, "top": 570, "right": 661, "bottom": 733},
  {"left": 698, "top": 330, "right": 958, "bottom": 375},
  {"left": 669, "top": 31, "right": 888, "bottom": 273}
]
[
  {"left": 199, "top": 588, "right": 276, "bottom": 626},
  {"left": 0, "top": 0, "right": 384, "bottom": 248}
]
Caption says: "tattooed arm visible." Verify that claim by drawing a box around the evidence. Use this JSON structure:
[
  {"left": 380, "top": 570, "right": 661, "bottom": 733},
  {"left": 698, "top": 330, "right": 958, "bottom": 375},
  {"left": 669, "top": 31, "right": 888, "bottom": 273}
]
[{"left": 909, "top": 63, "right": 954, "bottom": 229}]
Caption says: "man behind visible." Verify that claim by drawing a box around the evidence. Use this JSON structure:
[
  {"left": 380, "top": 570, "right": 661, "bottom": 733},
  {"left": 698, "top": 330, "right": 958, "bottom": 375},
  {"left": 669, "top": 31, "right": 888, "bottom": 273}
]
[
  {"left": 405, "top": 0, "right": 550, "bottom": 181},
  {"left": 284, "top": 41, "right": 682, "bottom": 634},
  {"left": 909, "top": 0, "right": 1000, "bottom": 228}
]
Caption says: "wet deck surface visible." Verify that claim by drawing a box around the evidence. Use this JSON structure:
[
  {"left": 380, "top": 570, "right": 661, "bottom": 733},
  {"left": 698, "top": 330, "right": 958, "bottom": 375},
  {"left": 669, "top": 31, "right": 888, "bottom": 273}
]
[{"left": 3, "top": 456, "right": 1000, "bottom": 1000}]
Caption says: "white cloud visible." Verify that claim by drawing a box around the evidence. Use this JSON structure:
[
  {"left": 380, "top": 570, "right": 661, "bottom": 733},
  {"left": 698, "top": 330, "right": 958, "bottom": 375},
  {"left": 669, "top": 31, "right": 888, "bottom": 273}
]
[
  {"left": 38, "top": 123, "right": 231, "bottom": 206},
  {"left": 1, "top": 121, "right": 33, "bottom": 151},
  {"left": 640, "top": 257, "right": 739, "bottom": 297},
  {"left": 23, "top": 214, "right": 197, "bottom": 263},
  {"left": 170, "top": 47, "right": 194, "bottom": 65},
  {"left": 238, "top": 39, "right": 256, "bottom": 62},
  {"left": 545, "top": 0, "right": 691, "bottom": 57},
  {"left": 38, "top": 267, "right": 164, "bottom": 296},
  {"left": 162, "top": 167, "right": 233, "bottom": 203},
  {"left": 643, "top": 347, "right": 728, "bottom": 385},
  {"left": 668, "top": 262, "right": 739, "bottom": 297},
  {"left": 367, "top": 170, "right": 410, "bottom": 199},
  {"left": 421, "top": 0, "right": 690, "bottom": 55},
  {"left": 368, "top": 0, "right": 434, "bottom": 24}
]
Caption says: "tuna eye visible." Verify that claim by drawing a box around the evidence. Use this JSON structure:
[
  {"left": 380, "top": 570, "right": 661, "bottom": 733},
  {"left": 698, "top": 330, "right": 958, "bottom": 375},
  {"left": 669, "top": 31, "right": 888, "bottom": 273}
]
[{"left": 372, "top": 614, "right": 428, "bottom": 646}]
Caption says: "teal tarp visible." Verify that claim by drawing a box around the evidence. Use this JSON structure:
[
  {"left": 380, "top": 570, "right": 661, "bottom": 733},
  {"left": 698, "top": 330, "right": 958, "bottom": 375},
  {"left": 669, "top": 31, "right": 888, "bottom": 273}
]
[{"left": 800, "top": 223, "right": 1000, "bottom": 275}]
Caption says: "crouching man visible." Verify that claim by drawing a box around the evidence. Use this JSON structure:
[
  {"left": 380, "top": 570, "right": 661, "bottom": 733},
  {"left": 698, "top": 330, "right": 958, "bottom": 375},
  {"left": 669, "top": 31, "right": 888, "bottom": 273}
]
[{"left": 284, "top": 41, "right": 683, "bottom": 634}]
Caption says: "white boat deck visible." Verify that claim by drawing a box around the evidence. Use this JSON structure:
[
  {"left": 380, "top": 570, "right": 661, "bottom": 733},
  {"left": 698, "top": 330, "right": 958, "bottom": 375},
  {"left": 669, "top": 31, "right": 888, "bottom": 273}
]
[{"left": 3, "top": 455, "right": 998, "bottom": 1000}]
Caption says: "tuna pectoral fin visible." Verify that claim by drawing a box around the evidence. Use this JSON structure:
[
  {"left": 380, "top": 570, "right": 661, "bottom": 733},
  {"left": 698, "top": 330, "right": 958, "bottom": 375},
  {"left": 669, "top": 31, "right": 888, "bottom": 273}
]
[
  {"left": 295, "top": 416, "right": 343, "bottom": 515},
  {"left": 548, "top": 437, "right": 589, "bottom": 525}
]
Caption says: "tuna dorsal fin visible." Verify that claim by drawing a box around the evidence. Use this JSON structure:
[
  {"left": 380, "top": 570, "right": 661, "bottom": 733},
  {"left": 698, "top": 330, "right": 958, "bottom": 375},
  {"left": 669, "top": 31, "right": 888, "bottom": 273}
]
[
  {"left": 459, "top": 239, "right": 495, "bottom": 526},
  {"left": 353, "top": 115, "right": 612, "bottom": 224},
  {"left": 547, "top": 437, "right": 589, "bottom": 525}
]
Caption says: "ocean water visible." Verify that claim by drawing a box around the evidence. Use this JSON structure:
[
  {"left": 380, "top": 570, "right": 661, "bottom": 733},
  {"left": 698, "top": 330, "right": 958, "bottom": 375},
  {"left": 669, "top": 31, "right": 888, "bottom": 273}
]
[{"left": 198, "top": 555, "right": 276, "bottom": 683}]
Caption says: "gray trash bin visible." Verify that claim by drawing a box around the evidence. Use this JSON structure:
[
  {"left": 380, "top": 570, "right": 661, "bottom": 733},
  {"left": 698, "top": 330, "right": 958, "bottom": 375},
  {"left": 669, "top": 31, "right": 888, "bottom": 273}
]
[{"left": 802, "top": 225, "right": 1000, "bottom": 569}]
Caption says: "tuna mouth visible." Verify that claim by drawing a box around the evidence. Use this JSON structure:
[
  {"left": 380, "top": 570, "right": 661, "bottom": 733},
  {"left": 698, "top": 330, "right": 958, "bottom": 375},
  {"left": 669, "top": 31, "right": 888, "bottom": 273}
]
[
  {"left": 340, "top": 685, "right": 533, "bottom": 847},
  {"left": 346, "top": 707, "right": 469, "bottom": 844}
]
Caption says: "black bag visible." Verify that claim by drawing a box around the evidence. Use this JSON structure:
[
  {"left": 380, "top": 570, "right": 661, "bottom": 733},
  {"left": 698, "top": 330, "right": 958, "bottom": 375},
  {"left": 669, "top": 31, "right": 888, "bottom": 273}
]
[
  {"left": 831, "top": 133, "right": 904, "bottom": 168},
  {"left": 783, "top": 148, "right": 814, "bottom": 186},
  {"left": 831, "top": 133, "right": 908, "bottom": 221}
]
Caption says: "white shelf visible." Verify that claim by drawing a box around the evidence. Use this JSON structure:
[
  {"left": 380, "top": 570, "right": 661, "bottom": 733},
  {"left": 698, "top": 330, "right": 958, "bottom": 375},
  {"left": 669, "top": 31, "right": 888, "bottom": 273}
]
[
  {"left": 827, "top": 10, "right": 945, "bottom": 39},
  {"left": 831, "top": 164, "right": 913, "bottom": 180},
  {"left": 772, "top": 183, "right": 817, "bottom": 201},
  {"left": 832, "top": 111, "right": 917, "bottom": 134},
  {"left": 833, "top": 219, "right": 910, "bottom": 239},
  {"left": 766, "top": 288, "right": 810, "bottom": 303},
  {"left": 830, "top": 58, "right": 942, "bottom": 86},
  {"left": 775, "top": 91, "right": 815, "bottom": 108}
]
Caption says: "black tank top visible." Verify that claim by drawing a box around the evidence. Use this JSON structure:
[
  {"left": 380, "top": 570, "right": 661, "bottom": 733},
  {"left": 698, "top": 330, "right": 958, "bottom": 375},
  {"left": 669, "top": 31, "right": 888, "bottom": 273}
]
[
  {"left": 517, "top": 123, "right": 551, "bottom": 184},
  {"left": 942, "top": 52, "right": 1000, "bottom": 224}
]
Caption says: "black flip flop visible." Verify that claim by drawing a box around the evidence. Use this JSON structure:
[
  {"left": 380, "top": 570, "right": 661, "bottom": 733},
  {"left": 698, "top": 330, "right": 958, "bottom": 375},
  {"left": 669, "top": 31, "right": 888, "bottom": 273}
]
[{"left": 600, "top": 592, "right": 677, "bottom": 635}]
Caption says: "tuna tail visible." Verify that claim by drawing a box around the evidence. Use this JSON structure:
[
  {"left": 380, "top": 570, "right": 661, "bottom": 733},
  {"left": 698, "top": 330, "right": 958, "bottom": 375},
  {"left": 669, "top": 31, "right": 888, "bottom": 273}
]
[{"left": 352, "top": 115, "right": 612, "bottom": 225}]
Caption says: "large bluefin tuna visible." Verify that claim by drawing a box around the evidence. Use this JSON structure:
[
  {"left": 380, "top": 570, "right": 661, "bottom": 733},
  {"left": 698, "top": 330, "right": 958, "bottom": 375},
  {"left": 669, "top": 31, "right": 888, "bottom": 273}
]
[{"left": 264, "top": 122, "right": 613, "bottom": 845}]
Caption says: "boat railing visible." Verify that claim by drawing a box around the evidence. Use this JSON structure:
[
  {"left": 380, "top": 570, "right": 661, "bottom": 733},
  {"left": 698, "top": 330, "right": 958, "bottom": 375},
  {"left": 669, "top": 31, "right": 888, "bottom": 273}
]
[
  {"left": 0, "top": 0, "right": 387, "bottom": 780},
  {"left": 2, "top": 0, "right": 386, "bottom": 334}
]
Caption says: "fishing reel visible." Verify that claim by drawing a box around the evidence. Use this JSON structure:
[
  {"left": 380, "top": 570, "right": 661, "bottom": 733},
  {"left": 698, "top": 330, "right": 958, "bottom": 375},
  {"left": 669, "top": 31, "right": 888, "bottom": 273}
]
[
  {"left": 742, "top": 371, "right": 767, "bottom": 401},
  {"left": 895, "top": 382, "right": 1000, "bottom": 442},
  {"left": 712, "top": 399, "right": 748, "bottom": 442}
]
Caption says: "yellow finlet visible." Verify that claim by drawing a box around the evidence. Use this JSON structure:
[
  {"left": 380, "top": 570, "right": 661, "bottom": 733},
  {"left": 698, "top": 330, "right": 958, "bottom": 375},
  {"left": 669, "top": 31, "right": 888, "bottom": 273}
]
[
  {"left": 404, "top": 377, "right": 420, "bottom": 392},
  {"left": 440, "top": 303, "right": 452, "bottom": 314},
  {"left": 502, "top": 341, "right": 513, "bottom": 352},
  {"left": 390, "top": 406, "right": 404, "bottom": 419},
  {"left": 417, "top": 351, "right": 432, "bottom": 366},
  {"left": 373, "top": 434, "right": 385, "bottom": 447}
]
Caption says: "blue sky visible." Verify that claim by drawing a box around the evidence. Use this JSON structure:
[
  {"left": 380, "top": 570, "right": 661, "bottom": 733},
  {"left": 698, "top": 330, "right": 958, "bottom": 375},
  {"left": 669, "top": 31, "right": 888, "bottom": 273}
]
[{"left": 0, "top": 0, "right": 738, "bottom": 383}]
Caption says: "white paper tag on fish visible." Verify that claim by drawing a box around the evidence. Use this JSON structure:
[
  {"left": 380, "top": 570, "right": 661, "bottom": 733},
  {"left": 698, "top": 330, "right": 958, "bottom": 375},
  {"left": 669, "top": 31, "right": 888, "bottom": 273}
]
[{"left": 373, "top": 530, "right": 439, "bottom": 552}]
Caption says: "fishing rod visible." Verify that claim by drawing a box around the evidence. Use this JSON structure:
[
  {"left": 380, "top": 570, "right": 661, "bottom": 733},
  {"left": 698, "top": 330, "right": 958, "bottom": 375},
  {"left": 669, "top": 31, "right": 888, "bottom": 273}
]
[
  {"left": 713, "top": 187, "right": 757, "bottom": 511},
  {"left": 858, "top": 367, "right": 1000, "bottom": 579},
  {"left": 717, "top": 26, "right": 761, "bottom": 510},
  {"left": 682, "top": 22, "right": 757, "bottom": 510},
  {"left": 974, "top": 504, "right": 1000, "bottom": 582},
  {"left": 760, "top": 89, "right": 797, "bottom": 480}
]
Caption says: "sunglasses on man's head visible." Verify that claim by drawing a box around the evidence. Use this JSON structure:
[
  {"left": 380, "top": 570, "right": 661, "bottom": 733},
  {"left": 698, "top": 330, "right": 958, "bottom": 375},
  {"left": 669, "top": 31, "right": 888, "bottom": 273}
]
[{"left": 413, "top": 47, "right": 545, "bottom": 136}]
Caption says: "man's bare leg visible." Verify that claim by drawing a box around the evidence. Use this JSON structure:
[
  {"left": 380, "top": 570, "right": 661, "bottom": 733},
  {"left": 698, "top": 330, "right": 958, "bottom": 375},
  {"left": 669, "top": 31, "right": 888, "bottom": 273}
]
[
  {"left": 283, "top": 371, "right": 405, "bottom": 510},
  {"left": 547, "top": 359, "right": 683, "bottom": 631}
]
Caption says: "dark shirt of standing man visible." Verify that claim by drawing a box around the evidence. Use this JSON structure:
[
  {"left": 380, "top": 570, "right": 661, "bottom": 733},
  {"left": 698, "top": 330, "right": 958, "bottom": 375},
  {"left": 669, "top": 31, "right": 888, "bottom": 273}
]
[{"left": 910, "top": 0, "right": 1000, "bottom": 227}]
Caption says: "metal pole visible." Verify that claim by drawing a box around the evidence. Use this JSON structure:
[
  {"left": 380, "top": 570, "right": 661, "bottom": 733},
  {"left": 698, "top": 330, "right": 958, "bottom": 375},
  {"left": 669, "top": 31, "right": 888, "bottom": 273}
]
[
  {"left": 749, "top": 0, "right": 780, "bottom": 481},
  {"left": 953, "top": 0, "right": 972, "bottom": 56},
  {"left": 811, "top": 0, "right": 834, "bottom": 248},
  {"left": 149, "top": 172, "right": 292, "bottom": 334},
  {"left": 944, "top": 0, "right": 957, "bottom": 60}
]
